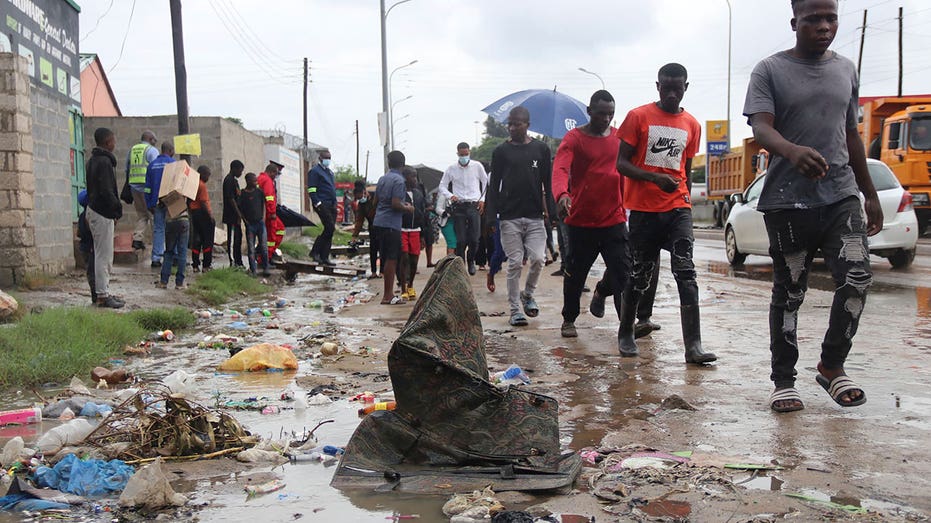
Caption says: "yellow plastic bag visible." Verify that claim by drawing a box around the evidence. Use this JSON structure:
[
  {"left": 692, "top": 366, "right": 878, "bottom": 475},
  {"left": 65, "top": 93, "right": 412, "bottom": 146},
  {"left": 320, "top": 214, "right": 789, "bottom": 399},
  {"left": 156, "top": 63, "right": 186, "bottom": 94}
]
[{"left": 218, "top": 343, "right": 298, "bottom": 372}]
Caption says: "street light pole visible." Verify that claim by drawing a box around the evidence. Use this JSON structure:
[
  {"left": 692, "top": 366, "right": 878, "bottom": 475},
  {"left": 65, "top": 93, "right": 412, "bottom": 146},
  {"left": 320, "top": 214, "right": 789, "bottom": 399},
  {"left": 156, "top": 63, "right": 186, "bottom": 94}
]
[
  {"left": 390, "top": 95, "right": 413, "bottom": 149},
  {"left": 379, "top": 0, "right": 412, "bottom": 169},
  {"left": 578, "top": 67, "right": 605, "bottom": 90},
  {"left": 726, "top": 0, "right": 732, "bottom": 149},
  {"left": 388, "top": 59, "right": 417, "bottom": 148}
]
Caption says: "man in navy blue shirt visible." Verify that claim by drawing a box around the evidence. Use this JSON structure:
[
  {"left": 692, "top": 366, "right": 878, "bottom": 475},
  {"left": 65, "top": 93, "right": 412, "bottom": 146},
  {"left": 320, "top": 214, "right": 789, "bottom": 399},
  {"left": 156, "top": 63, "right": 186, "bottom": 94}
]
[
  {"left": 374, "top": 150, "right": 414, "bottom": 304},
  {"left": 307, "top": 150, "right": 337, "bottom": 266}
]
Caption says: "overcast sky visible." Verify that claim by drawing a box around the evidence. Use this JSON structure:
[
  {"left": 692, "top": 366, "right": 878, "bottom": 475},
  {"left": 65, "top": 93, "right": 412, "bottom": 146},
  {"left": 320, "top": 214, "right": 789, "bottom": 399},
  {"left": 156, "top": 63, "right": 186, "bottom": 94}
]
[{"left": 78, "top": 0, "right": 931, "bottom": 179}]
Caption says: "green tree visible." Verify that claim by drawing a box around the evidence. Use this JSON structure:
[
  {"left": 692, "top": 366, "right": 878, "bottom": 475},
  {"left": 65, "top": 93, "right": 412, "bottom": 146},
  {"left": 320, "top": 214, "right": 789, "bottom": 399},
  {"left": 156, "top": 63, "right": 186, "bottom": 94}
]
[
  {"left": 333, "top": 164, "right": 363, "bottom": 184},
  {"left": 483, "top": 115, "right": 508, "bottom": 139},
  {"left": 224, "top": 116, "right": 244, "bottom": 126}
]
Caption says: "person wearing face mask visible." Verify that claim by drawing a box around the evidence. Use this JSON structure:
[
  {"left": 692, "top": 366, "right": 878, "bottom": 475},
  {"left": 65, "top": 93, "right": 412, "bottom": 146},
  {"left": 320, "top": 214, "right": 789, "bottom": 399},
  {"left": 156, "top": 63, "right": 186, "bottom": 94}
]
[
  {"left": 307, "top": 150, "right": 338, "bottom": 266},
  {"left": 438, "top": 142, "right": 489, "bottom": 275}
]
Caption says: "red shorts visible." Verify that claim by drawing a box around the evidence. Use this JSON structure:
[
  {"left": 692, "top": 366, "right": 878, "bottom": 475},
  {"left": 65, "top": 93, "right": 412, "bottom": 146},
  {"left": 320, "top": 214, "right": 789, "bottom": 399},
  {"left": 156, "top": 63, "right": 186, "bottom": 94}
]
[{"left": 401, "top": 230, "right": 421, "bottom": 255}]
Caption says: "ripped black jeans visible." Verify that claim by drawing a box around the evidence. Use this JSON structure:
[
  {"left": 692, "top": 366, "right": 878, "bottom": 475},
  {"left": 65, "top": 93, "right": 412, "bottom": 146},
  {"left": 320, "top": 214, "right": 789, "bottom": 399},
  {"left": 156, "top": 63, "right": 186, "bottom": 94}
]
[
  {"left": 627, "top": 209, "right": 699, "bottom": 307},
  {"left": 764, "top": 196, "right": 872, "bottom": 388}
]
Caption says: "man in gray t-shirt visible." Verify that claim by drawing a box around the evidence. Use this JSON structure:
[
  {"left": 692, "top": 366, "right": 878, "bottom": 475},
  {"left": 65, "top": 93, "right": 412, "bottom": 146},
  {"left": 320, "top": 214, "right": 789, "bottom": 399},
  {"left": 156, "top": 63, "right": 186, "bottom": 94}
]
[
  {"left": 742, "top": 0, "right": 882, "bottom": 414},
  {"left": 373, "top": 150, "right": 414, "bottom": 305}
]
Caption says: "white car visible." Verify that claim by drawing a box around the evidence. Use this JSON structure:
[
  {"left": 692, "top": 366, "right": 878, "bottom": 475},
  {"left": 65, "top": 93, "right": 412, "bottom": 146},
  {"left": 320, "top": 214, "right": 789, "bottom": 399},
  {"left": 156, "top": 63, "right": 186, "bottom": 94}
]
[{"left": 724, "top": 159, "right": 919, "bottom": 269}]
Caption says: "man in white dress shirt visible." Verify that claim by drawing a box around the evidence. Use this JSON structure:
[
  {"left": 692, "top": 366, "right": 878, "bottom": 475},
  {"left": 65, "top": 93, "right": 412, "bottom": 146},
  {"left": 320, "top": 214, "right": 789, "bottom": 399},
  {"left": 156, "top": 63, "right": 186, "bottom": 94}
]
[{"left": 438, "top": 142, "right": 489, "bottom": 275}]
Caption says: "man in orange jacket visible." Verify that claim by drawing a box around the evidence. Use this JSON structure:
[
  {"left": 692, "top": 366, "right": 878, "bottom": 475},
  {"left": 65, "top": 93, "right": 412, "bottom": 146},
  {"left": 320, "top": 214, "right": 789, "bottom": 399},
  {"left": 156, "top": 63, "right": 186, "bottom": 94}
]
[{"left": 257, "top": 162, "right": 284, "bottom": 264}]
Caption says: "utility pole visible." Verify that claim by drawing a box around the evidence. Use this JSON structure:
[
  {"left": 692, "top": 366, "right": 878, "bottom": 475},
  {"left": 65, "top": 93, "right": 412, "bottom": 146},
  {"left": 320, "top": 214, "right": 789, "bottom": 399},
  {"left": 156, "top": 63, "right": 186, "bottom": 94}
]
[
  {"left": 379, "top": 0, "right": 389, "bottom": 169},
  {"left": 725, "top": 0, "right": 732, "bottom": 150},
  {"left": 898, "top": 6, "right": 903, "bottom": 97},
  {"left": 355, "top": 120, "right": 360, "bottom": 176},
  {"left": 364, "top": 150, "right": 370, "bottom": 181},
  {"left": 169, "top": 0, "right": 190, "bottom": 162},
  {"left": 303, "top": 58, "right": 309, "bottom": 158},
  {"left": 857, "top": 10, "right": 867, "bottom": 83}
]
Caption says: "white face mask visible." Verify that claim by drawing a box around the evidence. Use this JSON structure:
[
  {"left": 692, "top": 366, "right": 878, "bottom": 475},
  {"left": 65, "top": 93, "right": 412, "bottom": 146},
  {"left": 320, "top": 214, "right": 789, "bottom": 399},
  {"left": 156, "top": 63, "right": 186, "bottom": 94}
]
[{"left": 458, "top": 156, "right": 470, "bottom": 166}]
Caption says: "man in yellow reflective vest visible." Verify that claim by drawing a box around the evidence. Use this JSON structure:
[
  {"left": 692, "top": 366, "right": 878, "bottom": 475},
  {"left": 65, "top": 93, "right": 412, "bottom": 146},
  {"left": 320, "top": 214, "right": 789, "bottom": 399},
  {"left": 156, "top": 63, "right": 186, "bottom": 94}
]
[
  {"left": 257, "top": 162, "right": 284, "bottom": 265},
  {"left": 125, "top": 130, "right": 159, "bottom": 252}
]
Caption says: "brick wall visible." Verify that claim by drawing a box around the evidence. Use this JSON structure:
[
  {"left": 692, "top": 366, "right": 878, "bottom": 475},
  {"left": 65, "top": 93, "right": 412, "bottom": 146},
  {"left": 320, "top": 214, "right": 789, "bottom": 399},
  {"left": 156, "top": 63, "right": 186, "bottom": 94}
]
[
  {"left": 0, "top": 53, "right": 58, "bottom": 287},
  {"left": 30, "top": 88, "right": 74, "bottom": 275}
]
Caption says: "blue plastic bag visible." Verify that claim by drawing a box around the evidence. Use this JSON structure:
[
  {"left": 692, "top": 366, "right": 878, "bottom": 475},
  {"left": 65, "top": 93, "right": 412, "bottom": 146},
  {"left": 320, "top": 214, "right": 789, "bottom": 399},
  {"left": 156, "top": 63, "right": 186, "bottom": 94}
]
[{"left": 33, "top": 454, "right": 134, "bottom": 497}]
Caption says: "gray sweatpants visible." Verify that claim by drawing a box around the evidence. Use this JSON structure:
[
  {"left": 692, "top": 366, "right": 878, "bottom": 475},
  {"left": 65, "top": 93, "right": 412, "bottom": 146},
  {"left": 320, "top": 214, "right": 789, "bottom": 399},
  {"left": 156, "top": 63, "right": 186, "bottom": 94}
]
[
  {"left": 499, "top": 217, "right": 546, "bottom": 315},
  {"left": 86, "top": 207, "right": 115, "bottom": 298}
]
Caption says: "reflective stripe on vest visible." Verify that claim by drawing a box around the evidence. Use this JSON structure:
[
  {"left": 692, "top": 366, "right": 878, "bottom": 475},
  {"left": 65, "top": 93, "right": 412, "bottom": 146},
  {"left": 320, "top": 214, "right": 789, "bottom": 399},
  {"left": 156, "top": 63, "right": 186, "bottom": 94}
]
[
  {"left": 307, "top": 187, "right": 317, "bottom": 193},
  {"left": 128, "top": 143, "right": 150, "bottom": 184},
  {"left": 267, "top": 241, "right": 276, "bottom": 247},
  {"left": 275, "top": 230, "right": 285, "bottom": 236},
  {"left": 265, "top": 195, "right": 275, "bottom": 201}
]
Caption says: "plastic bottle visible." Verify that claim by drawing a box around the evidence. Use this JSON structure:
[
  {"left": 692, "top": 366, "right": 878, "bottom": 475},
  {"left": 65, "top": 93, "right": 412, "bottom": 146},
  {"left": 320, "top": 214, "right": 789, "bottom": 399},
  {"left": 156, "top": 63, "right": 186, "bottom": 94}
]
[
  {"left": 0, "top": 407, "right": 42, "bottom": 426},
  {"left": 493, "top": 365, "right": 531, "bottom": 387},
  {"left": 358, "top": 401, "right": 396, "bottom": 417},
  {"left": 322, "top": 445, "right": 344, "bottom": 456}
]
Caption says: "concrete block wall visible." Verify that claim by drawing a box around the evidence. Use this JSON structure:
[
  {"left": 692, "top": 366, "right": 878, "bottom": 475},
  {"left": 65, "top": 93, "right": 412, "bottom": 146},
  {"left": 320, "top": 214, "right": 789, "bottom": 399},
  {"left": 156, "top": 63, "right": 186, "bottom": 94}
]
[
  {"left": 84, "top": 116, "right": 266, "bottom": 236},
  {"left": 30, "top": 89, "right": 74, "bottom": 274},
  {"left": 0, "top": 54, "right": 37, "bottom": 287}
]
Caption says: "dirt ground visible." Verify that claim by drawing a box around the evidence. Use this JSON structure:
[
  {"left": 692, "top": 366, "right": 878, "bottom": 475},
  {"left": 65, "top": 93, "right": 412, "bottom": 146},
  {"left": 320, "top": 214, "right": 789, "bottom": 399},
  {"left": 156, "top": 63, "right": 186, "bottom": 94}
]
[{"left": 4, "top": 236, "right": 931, "bottom": 522}]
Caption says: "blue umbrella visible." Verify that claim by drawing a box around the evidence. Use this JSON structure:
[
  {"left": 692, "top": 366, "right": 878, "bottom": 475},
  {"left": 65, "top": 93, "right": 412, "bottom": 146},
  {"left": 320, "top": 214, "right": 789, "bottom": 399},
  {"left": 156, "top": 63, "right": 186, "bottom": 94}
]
[{"left": 481, "top": 88, "right": 589, "bottom": 139}]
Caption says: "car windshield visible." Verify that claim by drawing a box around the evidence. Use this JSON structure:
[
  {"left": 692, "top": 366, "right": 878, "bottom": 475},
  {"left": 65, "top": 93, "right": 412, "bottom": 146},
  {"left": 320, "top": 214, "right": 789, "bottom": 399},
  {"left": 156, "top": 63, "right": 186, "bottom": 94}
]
[
  {"left": 867, "top": 161, "right": 900, "bottom": 191},
  {"left": 910, "top": 118, "right": 931, "bottom": 151}
]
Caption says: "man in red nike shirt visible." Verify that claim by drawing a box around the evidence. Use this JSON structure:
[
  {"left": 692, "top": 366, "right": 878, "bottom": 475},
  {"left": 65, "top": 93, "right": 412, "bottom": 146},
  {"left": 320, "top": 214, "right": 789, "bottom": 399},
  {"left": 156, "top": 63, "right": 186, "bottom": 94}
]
[
  {"left": 552, "top": 90, "right": 630, "bottom": 343},
  {"left": 615, "top": 63, "right": 717, "bottom": 364}
]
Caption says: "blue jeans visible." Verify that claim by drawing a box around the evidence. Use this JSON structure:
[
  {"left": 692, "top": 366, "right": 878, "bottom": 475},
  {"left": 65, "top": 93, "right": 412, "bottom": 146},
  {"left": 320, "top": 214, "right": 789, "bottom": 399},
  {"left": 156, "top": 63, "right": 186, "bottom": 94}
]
[
  {"left": 161, "top": 217, "right": 189, "bottom": 285},
  {"left": 152, "top": 205, "right": 166, "bottom": 263},
  {"left": 245, "top": 221, "right": 268, "bottom": 274}
]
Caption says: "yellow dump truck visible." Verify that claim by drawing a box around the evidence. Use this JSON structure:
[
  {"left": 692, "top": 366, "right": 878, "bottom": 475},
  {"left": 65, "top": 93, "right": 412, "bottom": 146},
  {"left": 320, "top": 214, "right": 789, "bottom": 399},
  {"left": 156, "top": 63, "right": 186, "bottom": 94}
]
[
  {"left": 704, "top": 137, "right": 768, "bottom": 227},
  {"left": 861, "top": 95, "right": 931, "bottom": 234}
]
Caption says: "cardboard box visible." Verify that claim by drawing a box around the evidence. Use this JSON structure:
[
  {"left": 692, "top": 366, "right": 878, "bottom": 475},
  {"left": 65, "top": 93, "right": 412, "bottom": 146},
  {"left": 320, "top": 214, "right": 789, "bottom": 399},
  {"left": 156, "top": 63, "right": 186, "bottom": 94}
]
[{"left": 158, "top": 160, "right": 199, "bottom": 218}]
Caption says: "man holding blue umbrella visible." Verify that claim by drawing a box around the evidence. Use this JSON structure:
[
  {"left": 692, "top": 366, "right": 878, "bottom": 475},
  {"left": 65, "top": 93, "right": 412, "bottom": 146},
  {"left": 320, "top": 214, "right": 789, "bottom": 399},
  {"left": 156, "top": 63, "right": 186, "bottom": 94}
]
[
  {"left": 485, "top": 106, "right": 556, "bottom": 327},
  {"left": 438, "top": 142, "right": 488, "bottom": 275}
]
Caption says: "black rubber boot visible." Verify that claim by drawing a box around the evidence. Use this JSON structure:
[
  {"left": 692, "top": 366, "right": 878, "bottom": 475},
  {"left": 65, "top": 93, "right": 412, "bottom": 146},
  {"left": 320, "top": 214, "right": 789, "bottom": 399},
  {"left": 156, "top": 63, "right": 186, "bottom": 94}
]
[
  {"left": 617, "top": 290, "right": 640, "bottom": 357},
  {"left": 681, "top": 304, "right": 717, "bottom": 364}
]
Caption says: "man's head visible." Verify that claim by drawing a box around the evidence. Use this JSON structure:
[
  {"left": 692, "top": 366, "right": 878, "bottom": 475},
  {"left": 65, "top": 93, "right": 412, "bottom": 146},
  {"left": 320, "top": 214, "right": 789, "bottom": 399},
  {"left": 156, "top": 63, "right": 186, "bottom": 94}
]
[
  {"left": 353, "top": 180, "right": 366, "bottom": 198},
  {"left": 319, "top": 150, "right": 332, "bottom": 169},
  {"left": 141, "top": 130, "right": 157, "bottom": 146},
  {"left": 507, "top": 106, "right": 531, "bottom": 142},
  {"left": 197, "top": 165, "right": 211, "bottom": 182},
  {"left": 387, "top": 150, "right": 405, "bottom": 170},
  {"left": 402, "top": 166, "right": 418, "bottom": 189},
  {"left": 456, "top": 142, "right": 470, "bottom": 166},
  {"left": 230, "top": 160, "right": 244, "bottom": 177},
  {"left": 245, "top": 172, "right": 258, "bottom": 188},
  {"left": 264, "top": 163, "right": 280, "bottom": 178},
  {"left": 94, "top": 127, "right": 115, "bottom": 152},
  {"left": 161, "top": 141, "right": 175, "bottom": 156},
  {"left": 791, "top": 0, "right": 839, "bottom": 57},
  {"left": 656, "top": 63, "right": 689, "bottom": 113},
  {"left": 587, "top": 90, "right": 616, "bottom": 134}
]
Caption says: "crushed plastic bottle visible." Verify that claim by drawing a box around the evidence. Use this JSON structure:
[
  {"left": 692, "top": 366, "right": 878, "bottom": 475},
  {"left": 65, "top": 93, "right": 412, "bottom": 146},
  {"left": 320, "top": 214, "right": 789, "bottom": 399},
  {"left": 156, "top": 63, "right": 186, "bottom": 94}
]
[
  {"left": 305, "top": 300, "right": 324, "bottom": 309},
  {"left": 492, "top": 364, "right": 531, "bottom": 388}
]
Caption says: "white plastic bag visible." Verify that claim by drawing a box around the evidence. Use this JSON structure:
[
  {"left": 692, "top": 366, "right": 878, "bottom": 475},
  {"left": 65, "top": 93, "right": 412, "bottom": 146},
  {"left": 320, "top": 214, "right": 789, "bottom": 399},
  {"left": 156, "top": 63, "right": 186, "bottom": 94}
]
[
  {"left": 119, "top": 458, "right": 186, "bottom": 508},
  {"left": 162, "top": 370, "right": 195, "bottom": 398},
  {"left": 36, "top": 418, "right": 95, "bottom": 454}
]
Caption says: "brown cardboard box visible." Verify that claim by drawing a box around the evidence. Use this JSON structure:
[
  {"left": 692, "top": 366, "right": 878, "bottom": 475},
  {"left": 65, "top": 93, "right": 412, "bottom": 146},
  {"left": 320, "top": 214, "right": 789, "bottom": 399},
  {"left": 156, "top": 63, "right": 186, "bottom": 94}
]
[{"left": 158, "top": 160, "right": 199, "bottom": 218}]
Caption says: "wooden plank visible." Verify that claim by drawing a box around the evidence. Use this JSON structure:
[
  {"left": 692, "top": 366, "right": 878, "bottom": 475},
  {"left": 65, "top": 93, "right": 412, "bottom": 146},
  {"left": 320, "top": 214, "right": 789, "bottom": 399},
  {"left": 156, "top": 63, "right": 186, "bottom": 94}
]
[{"left": 274, "top": 259, "right": 366, "bottom": 280}]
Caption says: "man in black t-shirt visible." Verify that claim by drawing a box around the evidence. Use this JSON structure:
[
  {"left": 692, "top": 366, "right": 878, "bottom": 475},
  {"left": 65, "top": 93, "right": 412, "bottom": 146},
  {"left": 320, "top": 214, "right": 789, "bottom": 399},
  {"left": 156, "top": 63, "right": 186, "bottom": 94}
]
[
  {"left": 485, "top": 106, "right": 557, "bottom": 327},
  {"left": 222, "top": 160, "right": 245, "bottom": 268}
]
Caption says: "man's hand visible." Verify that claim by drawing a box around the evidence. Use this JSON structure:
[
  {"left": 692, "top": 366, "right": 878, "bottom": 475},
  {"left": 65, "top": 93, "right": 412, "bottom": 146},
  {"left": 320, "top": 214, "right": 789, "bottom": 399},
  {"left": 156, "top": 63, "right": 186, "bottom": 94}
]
[
  {"left": 477, "top": 201, "right": 485, "bottom": 215},
  {"left": 864, "top": 195, "right": 884, "bottom": 236},
  {"left": 403, "top": 203, "right": 414, "bottom": 214},
  {"left": 450, "top": 195, "right": 459, "bottom": 203},
  {"left": 787, "top": 145, "right": 828, "bottom": 179},
  {"left": 653, "top": 173, "right": 681, "bottom": 193},
  {"left": 486, "top": 223, "right": 496, "bottom": 236},
  {"left": 557, "top": 195, "right": 571, "bottom": 220}
]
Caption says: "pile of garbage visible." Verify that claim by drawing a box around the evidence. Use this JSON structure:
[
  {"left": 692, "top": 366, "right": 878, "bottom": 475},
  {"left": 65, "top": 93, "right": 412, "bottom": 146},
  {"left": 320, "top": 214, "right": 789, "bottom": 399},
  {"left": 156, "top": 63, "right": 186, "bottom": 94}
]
[{"left": 82, "top": 384, "right": 258, "bottom": 461}]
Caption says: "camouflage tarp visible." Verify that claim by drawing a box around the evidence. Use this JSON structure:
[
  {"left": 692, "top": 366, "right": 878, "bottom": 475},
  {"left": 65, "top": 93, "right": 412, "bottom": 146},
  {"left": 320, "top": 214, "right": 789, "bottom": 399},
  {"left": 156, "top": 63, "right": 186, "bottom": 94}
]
[{"left": 331, "top": 256, "right": 580, "bottom": 493}]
